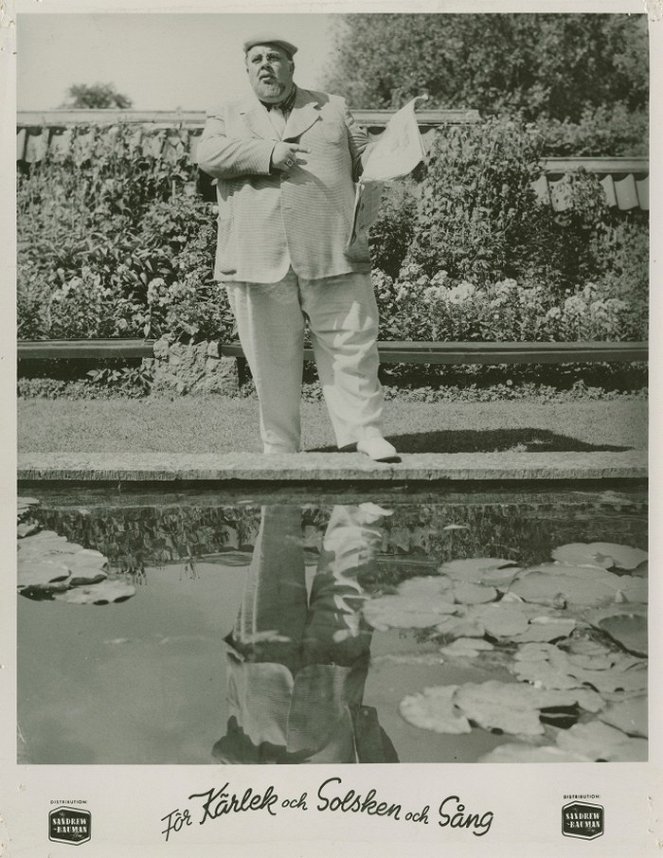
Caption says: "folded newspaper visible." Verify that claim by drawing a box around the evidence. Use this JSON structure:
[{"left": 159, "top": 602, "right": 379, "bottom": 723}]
[{"left": 346, "top": 96, "right": 427, "bottom": 258}]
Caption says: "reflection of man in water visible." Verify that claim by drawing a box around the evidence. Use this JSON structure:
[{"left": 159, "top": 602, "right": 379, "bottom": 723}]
[{"left": 213, "top": 504, "right": 398, "bottom": 764}]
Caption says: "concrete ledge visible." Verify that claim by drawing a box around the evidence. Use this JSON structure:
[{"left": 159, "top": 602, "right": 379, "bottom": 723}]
[{"left": 17, "top": 451, "right": 648, "bottom": 482}]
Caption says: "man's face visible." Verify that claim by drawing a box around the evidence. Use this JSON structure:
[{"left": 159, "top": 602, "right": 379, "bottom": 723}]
[{"left": 246, "top": 44, "right": 294, "bottom": 103}]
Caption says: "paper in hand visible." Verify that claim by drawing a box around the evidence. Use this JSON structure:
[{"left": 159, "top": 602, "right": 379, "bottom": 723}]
[
  {"left": 361, "top": 96, "right": 428, "bottom": 182},
  {"left": 346, "top": 97, "right": 426, "bottom": 258}
]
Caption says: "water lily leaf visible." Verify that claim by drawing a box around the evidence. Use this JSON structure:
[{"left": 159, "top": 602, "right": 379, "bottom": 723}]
[
  {"left": 596, "top": 613, "right": 647, "bottom": 656},
  {"left": 513, "top": 643, "right": 647, "bottom": 695},
  {"left": 571, "top": 688, "right": 605, "bottom": 713},
  {"left": 552, "top": 542, "right": 647, "bottom": 571},
  {"left": 69, "top": 569, "right": 108, "bottom": 587},
  {"left": 471, "top": 603, "right": 530, "bottom": 638},
  {"left": 398, "top": 576, "right": 454, "bottom": 597},
  {"left": 440, "top": 638, "right": 495, "bottom": 658},
  {"left": 512, "top": 617, "right": 577, "bottom": 643},
  {"left": 18, "top": 532, "right": 70, "bottom": 554},
  {"left": 508, "top": 563, "right": 624, "bottom": 607},
  {"left": 399, "top": 686, "right": 472, "bottom": 734},
  {"left": 18, "top": 535, "right": 86, "bottom": 558},
  {"left": 615, "top": 579, "right": 648, "bottom": 605},
  {"left": 515, "top": 642, "right": 556, "bottom": 662},
  {"left": 17, "top": 559, "right": 71, "bottom": 591},
  {"left": 598, "top": 696, "right": 647, "bottom": 737},
  {"left": 67, "top": 549, "right": 108, "bottom": 571},
  {"left": 17, "top": 522, "right": 40, "bottom": 538},
  {"left": 452, "top": 581, "right": 498, "bottom": 605},
  {"left": 556, "top": 721, "right": 647, "bottom": 762},
  {"left": 551, "top": 543, "right": 614, "bottom": 568},
  {"left": 363, "top": 591, "right": 457, "bottom": 631},
  {"left": 631, "top": 561, "right": 648, "bottom": 579},
  {"left": 54, "top": 579, "right": 136, "bottom": 605},
  {"left": 434, "top": 614, "right": 485, "bottom": 638},
  {"left": 478, "top": 743, "right": 592, "bottom": 763},
  {"left": 438, "top": 558, "right": 521, "bottom": 585},
  {"left": 453, "top": 680, "right": 586, "bottom": 736}
]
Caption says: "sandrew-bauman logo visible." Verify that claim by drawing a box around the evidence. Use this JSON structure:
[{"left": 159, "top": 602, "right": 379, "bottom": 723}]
[
  {"left": 562, "top": 801, "right": 604, "bottom": 840},
  {"left": 49, "top": 806, "right": 91, "bottom": 845}
]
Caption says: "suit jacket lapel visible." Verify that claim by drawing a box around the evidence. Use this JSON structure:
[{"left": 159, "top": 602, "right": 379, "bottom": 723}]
[
  {"left": 239, "top": 96, "right": 280, "bottom": 141},
  {"left": 283, "top": 89, "right": 321, "bottom": 141}
]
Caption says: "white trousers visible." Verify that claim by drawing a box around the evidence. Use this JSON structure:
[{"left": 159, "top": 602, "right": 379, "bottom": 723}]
[{"left": 225, "top": 269, "right": 384, "bottom": 453}]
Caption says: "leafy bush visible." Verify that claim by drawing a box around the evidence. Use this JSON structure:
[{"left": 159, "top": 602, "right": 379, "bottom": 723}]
[
  {"left": 405, "top": 115, "right": 627, "bottom": 295},
  {"left": 536, "top": 103, "right": 648, "bottom": 157},
  {"left": 372, "top": 264, "right": 647, "bottom": 343},
  {"left": 17, "top": 118, "right": 647, "bottom": 354},
  {"left": 17, "top": 125, "right": 230, "bottom": 341},
  {"left": 17, "top": 128, "right": 236, "bottom": 342},
  {"left": 369, "top": 181, "right": 418, "bottom": 277}
]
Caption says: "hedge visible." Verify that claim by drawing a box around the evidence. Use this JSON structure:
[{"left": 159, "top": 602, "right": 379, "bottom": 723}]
[{"left": 17, "top": 116, "right": 648, "bottom": 346}]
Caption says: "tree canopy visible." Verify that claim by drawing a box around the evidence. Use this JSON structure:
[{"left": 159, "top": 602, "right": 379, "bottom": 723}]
[
  {"left": 322, "top": 13, "right": 648, "bottom": 122},
  {"left": 61, "top": 83, "right": 133, "bottom": 109}
]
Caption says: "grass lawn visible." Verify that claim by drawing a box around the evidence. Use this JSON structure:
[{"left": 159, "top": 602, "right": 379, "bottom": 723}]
[{"left": 18, "top": 396, "right": 647, "bottom": 454}]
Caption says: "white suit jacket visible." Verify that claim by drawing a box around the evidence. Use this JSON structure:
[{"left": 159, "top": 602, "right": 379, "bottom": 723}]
[{"left": 197, "top": 87, "right": 372, "bottom": 283}]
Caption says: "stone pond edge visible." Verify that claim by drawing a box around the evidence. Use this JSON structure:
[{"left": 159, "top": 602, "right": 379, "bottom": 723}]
[{"left": 17, "top": 451, "right": 648, "bottom": 482}]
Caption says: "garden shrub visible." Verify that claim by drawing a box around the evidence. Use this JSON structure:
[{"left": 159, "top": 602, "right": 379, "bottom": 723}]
[
  {"left": 17, "top": 117, "right": 648, "bottom": 356},
  {"left": 405, "top": 115, "right": 629, "bottom": 296},
  {"left": 368, "top": 180, "right": 418, "bottom": 277},
  {"left": 17, "top": 126, "right": 235, "bottom": 342},
  {"left": 536, "top": 103, "right": 648, "bottom": 157},
  {"left": 372, "top": 265, "right": 646, "bottom": 344}
]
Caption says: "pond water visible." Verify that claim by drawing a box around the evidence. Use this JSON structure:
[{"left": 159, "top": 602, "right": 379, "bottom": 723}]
[{"left": 17, "top": 484, "right": 648, "bottom": 766}]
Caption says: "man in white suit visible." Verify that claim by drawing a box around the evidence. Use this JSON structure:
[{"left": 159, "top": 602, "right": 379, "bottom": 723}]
[{"left": 197, "top": 34, "right": 398, "bottom": 462}]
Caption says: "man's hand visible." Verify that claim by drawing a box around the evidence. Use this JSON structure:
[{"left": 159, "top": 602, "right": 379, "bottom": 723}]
[{"left": 271, "top": 143, "right": 310, "bottom": 171}]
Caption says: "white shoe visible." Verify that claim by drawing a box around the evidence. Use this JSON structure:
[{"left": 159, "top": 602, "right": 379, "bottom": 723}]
[{"left": 356, "top": 435, "right": 400, "bottom": 463}]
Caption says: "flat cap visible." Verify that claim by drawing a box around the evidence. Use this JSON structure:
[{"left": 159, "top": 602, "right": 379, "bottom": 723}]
[{"left": 243, "top": 34, "right": 298, "bottom": 57}]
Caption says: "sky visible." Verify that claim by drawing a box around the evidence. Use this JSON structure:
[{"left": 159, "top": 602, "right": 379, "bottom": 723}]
[{"left": 16, "top": 13, "right": 341, "bottom": 111}]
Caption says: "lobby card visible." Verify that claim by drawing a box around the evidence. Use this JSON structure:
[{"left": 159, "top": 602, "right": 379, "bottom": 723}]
[{"left": 2, "top": 0, "right": 662, "bottom": 855}]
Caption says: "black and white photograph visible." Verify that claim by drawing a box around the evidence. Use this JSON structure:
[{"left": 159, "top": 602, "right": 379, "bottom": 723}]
[{"left": 2, "top": 1, "right": 661, "bottom": 855}]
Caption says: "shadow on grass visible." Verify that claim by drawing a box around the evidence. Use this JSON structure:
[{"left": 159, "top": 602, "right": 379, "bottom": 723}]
[{"left": 311, "top": 428, "right": 632, "bottom": 455}]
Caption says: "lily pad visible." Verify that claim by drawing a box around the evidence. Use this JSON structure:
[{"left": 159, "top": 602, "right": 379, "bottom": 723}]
[
  {"left": 440, "top": 638, "right": 495, "bottom": 658},
  {"left": 399, "top": 686, "right": 472, "bottom": 734},
  {"left": 18, "top": 534, "right": 85, "bottom": 558},
  {"left": 596, "top": 613, "right": 647, "bottom": 656},
  {"left": 471, "top": 603, "right": 530, "bottom": 638},
  {"left": 556, "top": 721, "right": 647, "bottom": 762},
  {"left": 508, "top": 562, "right": 625, "bottom": 607},
  {"left": 614, "top": 578, "right": 648, "bottom": 605},
  {"left": 363, "top": 591, "right": 456, "bottom": 631},
  {"left": 478, "top": 744, "right": 592, "bottom": 763},
  {"left": 17, "top": 522, "right": 40, "bottom": 538},
  {"left": 512, "top": 643, "right": 647, "bottom": 696},
  {"left": 598, "top": 696, "right": 647, "bottom": 737},
  {"left": 453, "top": 680, "right": 588, "bottom": 737},
  {"left": 552, "top": 542, "right": 647, "bottom": 571},
  {"left": 512, "top": 617, "right": 577, "bottom": 643},
  {"left": 54, "top": 579, "right": 136, "bottom": 605},
  {"left": 17, "top": 559, "right": 71, "bottom": 591},
  {"left": 438, "top": 558, "right": 521, "bottom": 585},
  {"left": 434, "top": 614, "right": 485, "bottom": 638},
  {"left": 452, "top": 581, "right": 498, "bottom": 605}
]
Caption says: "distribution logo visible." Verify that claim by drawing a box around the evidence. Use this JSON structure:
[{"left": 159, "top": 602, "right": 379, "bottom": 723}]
[
  {"left": 48, "top": 806, "right": 92, "bottom": 845},
  {"left": 561, "top": 801, "right": 604, "bottom": 840}
]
